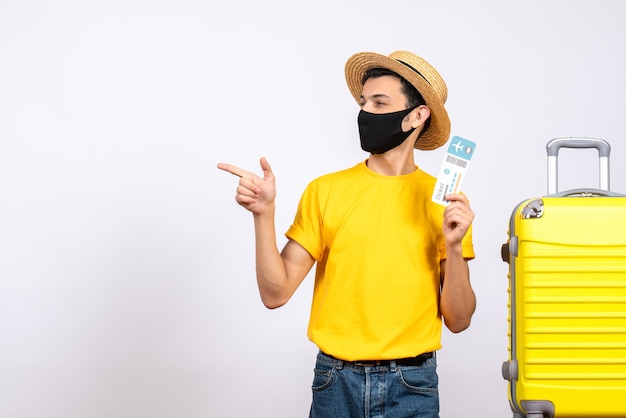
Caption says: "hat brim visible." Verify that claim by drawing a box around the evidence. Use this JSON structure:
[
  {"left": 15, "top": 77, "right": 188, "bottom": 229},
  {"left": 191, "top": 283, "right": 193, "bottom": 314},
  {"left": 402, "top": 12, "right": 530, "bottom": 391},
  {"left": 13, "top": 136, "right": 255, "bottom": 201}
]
[{"left": 345, "top": 51, "right": 450, "bottom": 150}]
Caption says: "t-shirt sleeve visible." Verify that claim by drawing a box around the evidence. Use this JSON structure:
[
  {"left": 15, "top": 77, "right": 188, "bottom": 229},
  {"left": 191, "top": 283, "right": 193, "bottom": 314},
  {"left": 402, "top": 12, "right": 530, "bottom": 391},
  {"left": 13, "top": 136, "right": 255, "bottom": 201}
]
[
  {"left": 462, "top": 223, "right": 476, "bottom": 260},
  {"left": 285, "top": 181, "right": 325, "bottom": 261}
]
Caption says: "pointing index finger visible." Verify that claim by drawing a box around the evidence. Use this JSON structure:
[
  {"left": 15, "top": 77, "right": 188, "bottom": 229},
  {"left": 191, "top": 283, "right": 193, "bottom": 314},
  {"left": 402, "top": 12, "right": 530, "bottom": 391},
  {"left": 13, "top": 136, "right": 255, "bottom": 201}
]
[{"left": 217, "top": 163, "right": 248, "bottom": 179}]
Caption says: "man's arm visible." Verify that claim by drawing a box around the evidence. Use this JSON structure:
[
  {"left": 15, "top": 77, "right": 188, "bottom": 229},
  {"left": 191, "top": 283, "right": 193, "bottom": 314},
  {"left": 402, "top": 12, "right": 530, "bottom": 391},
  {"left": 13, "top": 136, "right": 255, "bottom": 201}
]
[
  {"left": 217, "top": 158, "right": 315, "bottom": 309},
  {"left": 439, "top": 193, "right": 476, "bottom": 333}
]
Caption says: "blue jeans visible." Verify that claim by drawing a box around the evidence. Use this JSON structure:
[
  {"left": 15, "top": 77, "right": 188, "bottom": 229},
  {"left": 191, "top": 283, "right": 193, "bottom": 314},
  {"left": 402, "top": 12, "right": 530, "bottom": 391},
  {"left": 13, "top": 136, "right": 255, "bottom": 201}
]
[{"left": 309, "top": 351, "right": 439, "bottom": 418}]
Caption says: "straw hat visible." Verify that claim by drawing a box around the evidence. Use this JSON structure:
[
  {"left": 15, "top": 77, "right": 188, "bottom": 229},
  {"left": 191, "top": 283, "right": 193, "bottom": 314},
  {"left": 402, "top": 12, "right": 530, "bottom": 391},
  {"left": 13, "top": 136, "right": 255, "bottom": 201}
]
[{"left": 345, "top": 50, "right": 451, "bottom": 150}]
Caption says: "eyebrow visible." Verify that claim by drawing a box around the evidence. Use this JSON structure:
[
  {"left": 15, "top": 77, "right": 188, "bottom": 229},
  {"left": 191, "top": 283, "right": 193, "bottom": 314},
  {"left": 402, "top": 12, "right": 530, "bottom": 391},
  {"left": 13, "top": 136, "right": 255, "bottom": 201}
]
[{"left": 359, "top": 93, "right": 392, "bottom": 102}]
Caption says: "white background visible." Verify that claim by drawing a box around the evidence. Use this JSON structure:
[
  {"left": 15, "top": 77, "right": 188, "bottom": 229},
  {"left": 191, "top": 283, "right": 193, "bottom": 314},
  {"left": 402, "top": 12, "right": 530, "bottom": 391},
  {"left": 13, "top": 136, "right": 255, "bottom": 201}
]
[{"left": 1, "top": 1, "right": 625, "bottom": 417}]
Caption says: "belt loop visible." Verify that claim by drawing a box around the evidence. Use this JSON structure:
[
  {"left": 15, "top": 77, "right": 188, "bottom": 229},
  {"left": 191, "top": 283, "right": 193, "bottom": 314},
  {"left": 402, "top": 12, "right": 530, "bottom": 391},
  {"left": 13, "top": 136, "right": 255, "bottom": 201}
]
[{"left": 390, "top": 360, "right": 397, "bottom": 371}]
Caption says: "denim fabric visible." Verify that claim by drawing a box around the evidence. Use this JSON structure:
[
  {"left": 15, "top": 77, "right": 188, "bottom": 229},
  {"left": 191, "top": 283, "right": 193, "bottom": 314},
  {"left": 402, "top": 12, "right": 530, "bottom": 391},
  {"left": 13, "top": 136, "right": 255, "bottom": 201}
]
[{"left": 309, "top": 351, "right": 439, "bottom": 418}]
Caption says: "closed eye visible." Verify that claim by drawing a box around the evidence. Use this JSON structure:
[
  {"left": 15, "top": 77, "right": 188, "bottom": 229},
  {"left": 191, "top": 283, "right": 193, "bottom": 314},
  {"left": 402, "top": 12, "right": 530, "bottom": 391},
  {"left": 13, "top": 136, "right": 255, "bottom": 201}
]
[{"left": 359, "top": 96, "right": 391, "bottom": 109}]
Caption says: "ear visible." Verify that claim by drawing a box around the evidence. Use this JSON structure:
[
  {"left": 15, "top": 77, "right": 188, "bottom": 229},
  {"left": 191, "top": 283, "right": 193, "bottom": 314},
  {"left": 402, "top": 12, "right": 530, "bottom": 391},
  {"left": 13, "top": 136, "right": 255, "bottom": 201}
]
[{"left": 410, "top": 105, "right": 431, "bottom": 129}]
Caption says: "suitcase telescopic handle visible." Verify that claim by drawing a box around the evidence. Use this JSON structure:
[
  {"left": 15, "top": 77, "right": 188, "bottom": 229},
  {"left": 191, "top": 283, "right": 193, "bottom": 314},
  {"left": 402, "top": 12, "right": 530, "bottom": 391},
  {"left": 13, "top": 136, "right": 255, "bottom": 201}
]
[{"left": 546, "top": 137, "right": 611, "bottom": 195}]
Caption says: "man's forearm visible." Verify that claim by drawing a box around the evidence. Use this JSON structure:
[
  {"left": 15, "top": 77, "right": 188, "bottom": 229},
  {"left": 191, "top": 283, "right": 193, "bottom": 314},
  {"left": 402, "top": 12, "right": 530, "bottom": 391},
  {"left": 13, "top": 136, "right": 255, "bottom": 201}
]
[
  {"left": 252, "top": 207, "right": 289, "bottom": 308},
  {"left": 440, "top": 245, "right": 476, "bottom": 333}
]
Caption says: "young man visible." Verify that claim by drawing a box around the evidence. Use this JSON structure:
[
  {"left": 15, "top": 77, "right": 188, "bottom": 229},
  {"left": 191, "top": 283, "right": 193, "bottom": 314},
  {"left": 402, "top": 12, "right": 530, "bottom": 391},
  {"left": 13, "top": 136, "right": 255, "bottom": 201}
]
[{"left": 218, "top": 50, "right": 476, "bottom": 418}]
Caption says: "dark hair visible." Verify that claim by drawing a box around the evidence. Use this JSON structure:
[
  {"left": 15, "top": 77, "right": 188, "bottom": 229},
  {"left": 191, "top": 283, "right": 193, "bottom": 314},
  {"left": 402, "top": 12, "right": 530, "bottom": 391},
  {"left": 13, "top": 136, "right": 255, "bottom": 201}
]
[{"left": 362, "top": 67, "right": 431, "bottom": 133}]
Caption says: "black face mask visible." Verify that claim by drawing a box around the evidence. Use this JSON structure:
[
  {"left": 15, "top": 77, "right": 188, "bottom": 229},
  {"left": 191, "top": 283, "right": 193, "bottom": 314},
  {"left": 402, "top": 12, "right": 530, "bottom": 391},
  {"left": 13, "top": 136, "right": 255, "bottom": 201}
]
[{"left": 357, "top": 107, "right": 417, "bottom": 154}]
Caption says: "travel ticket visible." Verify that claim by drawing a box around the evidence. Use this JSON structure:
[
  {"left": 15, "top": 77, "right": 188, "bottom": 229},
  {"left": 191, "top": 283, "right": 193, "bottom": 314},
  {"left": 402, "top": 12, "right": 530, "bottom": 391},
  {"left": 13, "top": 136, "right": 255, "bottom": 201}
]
[{"left": 432, "top": 136, "right": 476, "bottom": 206}]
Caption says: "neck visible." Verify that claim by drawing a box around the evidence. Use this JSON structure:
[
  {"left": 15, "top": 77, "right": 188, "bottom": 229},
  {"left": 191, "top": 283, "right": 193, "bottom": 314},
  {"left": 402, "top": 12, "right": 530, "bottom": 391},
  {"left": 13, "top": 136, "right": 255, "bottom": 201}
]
[{"left": 366, "top": 139, "right": 417, "bottom": 176}]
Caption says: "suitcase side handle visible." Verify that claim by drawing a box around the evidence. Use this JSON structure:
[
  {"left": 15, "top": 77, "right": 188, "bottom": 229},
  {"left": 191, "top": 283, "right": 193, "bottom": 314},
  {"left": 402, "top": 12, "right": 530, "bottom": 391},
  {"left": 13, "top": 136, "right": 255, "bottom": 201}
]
[{"left": 546, "top": 137, "right": 611, "bottom": 195}]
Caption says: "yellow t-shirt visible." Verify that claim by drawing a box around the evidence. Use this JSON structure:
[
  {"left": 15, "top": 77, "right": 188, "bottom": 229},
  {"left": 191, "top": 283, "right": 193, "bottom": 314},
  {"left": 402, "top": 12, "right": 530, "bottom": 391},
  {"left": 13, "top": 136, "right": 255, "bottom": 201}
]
[{"left": 286, "top": 161, "right": 475, "bottom": 361}]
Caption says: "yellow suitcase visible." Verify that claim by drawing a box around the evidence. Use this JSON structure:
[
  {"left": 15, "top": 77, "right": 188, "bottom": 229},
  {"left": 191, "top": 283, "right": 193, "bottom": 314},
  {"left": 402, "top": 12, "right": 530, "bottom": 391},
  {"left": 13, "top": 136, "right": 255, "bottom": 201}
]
[{"left": 501, "top": 138, "right": 626, "bottom": 418}]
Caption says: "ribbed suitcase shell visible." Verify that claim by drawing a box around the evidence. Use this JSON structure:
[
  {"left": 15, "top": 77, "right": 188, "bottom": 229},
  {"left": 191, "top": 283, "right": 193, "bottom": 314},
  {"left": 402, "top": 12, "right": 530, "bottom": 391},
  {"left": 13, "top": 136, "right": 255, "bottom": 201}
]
[{"left": 503, "top": 138, "right": 626, "bottom": 418}]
